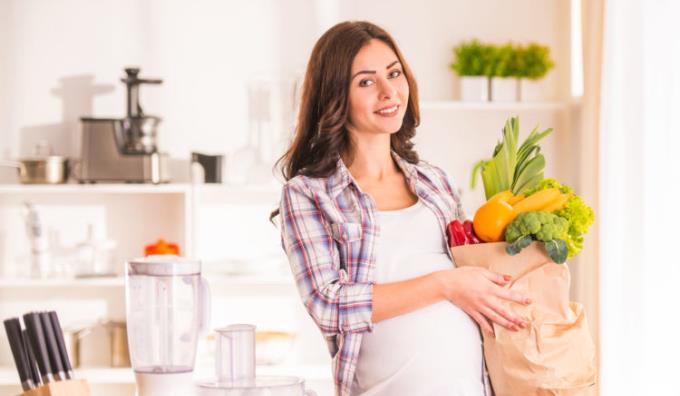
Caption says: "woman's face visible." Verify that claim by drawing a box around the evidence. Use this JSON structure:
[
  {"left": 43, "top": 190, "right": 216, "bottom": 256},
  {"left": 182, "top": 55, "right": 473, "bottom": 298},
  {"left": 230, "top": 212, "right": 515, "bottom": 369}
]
[{"left": 347, "top": 39, "right": 409, "bottom": 140}]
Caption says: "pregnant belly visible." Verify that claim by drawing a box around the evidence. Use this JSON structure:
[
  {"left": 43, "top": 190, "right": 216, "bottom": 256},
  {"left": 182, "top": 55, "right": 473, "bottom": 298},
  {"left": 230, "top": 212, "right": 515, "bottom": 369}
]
[{"left": 355, "top": 300, "right": 484, "bottom": 393}]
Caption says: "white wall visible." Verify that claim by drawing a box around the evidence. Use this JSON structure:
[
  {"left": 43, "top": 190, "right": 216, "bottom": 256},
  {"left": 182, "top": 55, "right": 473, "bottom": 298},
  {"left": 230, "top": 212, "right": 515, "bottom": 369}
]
[
  {"left": 0, "top": 0, "right": 572, "bottom": 167},
  {"left": 334, "top": 0, "right": 571, "bottom": 101}
]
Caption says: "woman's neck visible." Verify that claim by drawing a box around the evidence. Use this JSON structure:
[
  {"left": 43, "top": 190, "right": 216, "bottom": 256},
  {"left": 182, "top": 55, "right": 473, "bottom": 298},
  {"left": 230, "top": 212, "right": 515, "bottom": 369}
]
[{"left": 342, "top": 137, "right": 399, "bottom": 182}]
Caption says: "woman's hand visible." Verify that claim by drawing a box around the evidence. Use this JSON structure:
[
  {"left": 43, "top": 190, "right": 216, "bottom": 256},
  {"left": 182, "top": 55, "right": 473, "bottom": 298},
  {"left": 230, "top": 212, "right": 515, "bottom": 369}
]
[{"left": 436, "top": 267, "right": 532, "bottom": 336}]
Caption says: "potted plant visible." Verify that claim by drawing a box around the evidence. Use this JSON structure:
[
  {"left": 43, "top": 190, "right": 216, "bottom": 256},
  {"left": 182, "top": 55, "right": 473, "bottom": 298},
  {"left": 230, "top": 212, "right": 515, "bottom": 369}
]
[
  {"left": 450, "top": 39, "right": 495, "bottom": 102},
  {"left": 516, "top": 43, "right": 555, "bottom": 101},
  {"left": 490, "top": 43, "right": 521, "bottom": 102}
]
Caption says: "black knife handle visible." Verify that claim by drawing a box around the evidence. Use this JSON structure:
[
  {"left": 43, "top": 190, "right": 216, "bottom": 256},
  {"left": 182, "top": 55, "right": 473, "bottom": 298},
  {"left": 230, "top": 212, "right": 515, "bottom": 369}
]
[
  {"left": 23, "top": 313, "right": 53, "bottom": 383},
  {"left": 49, "top": 311, "right": 73, "bottom": 378},
  {"left": 3, "top": 318, "right": 34, "bottom": 390},
  {"left": 39, "top": 312, "right": 64, "bottom": 378},
  {"left": 22, "top": 329, "right": 42, "bottom": 387}
]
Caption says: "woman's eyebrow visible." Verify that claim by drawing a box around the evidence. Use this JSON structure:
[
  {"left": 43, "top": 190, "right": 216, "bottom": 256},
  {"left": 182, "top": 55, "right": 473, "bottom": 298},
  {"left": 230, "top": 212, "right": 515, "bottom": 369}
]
[{"left": 351, "top": 60, "right": 401, "bottom": 80}]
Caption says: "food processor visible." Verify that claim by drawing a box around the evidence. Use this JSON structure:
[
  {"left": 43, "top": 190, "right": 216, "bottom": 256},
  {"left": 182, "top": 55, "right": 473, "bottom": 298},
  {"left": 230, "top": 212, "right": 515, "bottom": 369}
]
[
  {"left": 197, "top": 324, "right": 316, "bottom": 396},
  {"left": 125, "top": 256, "right": 210, "bottom": 396}
]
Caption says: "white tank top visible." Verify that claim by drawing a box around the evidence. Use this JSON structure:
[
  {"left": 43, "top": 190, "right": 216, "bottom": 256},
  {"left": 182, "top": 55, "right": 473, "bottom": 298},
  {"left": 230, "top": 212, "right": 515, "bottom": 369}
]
[{"left": 352, "top": 200, "right": 485, "bottom": 396}]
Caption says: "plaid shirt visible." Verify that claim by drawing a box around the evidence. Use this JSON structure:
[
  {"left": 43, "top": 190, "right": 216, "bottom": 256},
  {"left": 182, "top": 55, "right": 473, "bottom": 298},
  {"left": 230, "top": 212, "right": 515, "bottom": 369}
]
[{"left": 278, "top": 151, "right": 493, "bottom": 396}]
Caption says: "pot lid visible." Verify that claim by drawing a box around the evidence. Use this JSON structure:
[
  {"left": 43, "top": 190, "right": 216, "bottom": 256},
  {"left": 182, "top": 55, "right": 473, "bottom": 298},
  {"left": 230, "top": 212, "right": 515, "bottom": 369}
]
[{"left": 17, "top": 155, "right": 68, "bottom": 163}]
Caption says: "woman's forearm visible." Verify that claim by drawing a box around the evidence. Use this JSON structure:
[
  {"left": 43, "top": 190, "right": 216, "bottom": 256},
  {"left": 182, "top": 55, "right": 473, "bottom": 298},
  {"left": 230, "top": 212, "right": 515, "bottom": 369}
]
[{"left": 371, "top": 270, "right": 447, "bottom": 324}]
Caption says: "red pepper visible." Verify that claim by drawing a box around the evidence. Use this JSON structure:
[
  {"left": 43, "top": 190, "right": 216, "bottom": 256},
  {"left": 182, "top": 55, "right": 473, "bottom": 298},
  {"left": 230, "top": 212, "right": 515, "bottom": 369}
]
[
  {"left": 463, "top": 220, "right": 481, "bottom": 244},
  {"left": 447, "top": 220, "right": 469, "bottom": 247}
]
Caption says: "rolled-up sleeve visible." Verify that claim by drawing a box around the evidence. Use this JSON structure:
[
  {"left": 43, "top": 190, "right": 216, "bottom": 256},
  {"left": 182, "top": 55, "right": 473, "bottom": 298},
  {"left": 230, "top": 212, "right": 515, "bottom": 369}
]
[{"left": 279, "top": 181, "right": 374, "bottom": 337}]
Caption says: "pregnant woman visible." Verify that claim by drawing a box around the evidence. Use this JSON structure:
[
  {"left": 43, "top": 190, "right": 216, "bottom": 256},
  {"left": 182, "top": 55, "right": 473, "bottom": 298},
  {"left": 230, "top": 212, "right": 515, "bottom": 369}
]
[{"left": 272, "top": 21, "right": 531, "bottom": 396}]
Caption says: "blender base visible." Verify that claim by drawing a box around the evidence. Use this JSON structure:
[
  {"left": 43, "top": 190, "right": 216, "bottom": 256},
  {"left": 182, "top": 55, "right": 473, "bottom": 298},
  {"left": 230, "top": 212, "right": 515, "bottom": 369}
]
[{"left": 135, "top": 371, "right": 196, "bottom": 396}]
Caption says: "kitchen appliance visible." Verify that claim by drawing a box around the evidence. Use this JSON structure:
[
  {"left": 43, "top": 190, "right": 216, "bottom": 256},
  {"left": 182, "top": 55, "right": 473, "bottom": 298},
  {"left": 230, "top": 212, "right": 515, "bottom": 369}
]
[
  {"left": 126, "top": 256, "right": 210, "bottom": 396},
  {"left": 79, "top": 67, "right": 169, "bottom": 184},
  {"left": 197, "top": 324, "right": 315, "bottom": 396},
  {"left": 191, "top": 152, "right": 223, "bottom": 183}
]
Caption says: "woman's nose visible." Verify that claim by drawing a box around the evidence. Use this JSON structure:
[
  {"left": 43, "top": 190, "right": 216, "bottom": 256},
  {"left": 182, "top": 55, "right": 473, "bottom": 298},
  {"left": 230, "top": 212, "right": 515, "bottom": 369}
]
[{"left": 378, "top": 78, "right": 397, "bottom": 100}]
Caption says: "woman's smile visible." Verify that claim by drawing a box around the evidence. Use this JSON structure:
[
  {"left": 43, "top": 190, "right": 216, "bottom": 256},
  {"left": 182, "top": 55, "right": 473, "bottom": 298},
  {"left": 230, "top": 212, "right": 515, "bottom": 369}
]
[{"left": 374, "top": 104, "right": 400, "bottom": 117}]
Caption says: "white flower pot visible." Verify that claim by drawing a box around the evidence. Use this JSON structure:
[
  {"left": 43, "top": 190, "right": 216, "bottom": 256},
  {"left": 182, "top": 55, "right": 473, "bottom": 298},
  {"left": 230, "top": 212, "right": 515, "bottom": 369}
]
[
  {"left": 459, "top": 76, "right": 489, "bottom": 102},
  {"left": 491, "top": 77, "right": 519, "bottom": 102},
  {"left": 519, "top": 78, "right": 546, "bottom": 102}
]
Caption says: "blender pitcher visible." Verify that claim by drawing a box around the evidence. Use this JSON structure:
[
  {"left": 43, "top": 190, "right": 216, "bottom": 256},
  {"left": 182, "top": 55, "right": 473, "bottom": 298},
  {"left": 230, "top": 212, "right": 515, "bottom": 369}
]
[{"left": 126, "top": 256, "right": 210, "bottom": 396}]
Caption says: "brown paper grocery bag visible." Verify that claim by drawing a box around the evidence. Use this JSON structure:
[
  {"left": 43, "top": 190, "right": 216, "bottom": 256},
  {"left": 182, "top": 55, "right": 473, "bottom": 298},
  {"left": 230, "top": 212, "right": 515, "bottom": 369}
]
[{"left": 451, "top": 242, "right": 596, "bottom": 396}]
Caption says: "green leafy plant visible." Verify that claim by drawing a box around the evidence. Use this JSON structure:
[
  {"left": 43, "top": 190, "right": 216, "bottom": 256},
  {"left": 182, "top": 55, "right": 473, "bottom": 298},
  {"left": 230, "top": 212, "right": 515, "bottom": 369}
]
[
  {"left": 491, "top": 43, "right": 522, "bottom": 78},
  {"left": 450, "top": 39, "right": 496, "bottom": 77},
  {"left": 516, "top": 43, "right": 554, "bottom": 80},
  {"left": 521, "top": 178, "right": 595, "bottom": 258}
]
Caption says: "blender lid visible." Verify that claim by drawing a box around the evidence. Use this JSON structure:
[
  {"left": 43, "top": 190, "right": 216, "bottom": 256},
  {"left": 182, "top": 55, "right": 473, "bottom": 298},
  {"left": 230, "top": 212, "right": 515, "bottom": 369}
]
[
  {"left": 127, "top": 255, "right": 201, "bottom": 276},
  {"left": 197, "top": 375, "right": 305, "bottom": 390}
]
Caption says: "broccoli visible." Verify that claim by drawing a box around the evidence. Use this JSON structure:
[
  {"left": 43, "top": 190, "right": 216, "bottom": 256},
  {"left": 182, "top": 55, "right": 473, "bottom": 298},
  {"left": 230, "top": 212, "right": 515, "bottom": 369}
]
[{"left": 504, "top": 211, "right": 570, "bottom": 264}]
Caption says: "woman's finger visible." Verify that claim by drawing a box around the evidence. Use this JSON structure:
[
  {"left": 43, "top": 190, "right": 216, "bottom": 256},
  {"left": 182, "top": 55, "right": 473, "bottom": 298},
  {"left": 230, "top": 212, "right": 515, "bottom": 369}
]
[
  {"left": 495, "top": 286, "right": 532, "bottom": 305},
  {"left": 485, "top": 296, "right": 526, "bottom": 327},
  {"left": 482, "top": 270, "right": 511, "bottom": 286},
  {"left": 469, "top": 310, "right": 494, "bottom": 337},
  {"left": 480, "top": 304, "right": 519, "bottom": 331}
]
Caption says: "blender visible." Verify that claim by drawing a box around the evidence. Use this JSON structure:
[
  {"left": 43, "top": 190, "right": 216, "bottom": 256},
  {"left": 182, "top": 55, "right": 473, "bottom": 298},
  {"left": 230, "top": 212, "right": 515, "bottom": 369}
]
[{"left": 126, "top": 256, "right": 210, "bottom": 396}]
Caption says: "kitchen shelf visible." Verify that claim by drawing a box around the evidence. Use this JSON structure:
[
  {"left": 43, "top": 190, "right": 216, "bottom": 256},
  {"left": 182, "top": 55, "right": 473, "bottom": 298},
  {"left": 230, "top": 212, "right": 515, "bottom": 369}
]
[
  {"left": 420, "top": 100, "right": 575, "bottom": 111},
  {"left": 0, "top": 277, "right": 124, "bottom": 288},
  {"left": 0, "top": 367, "right": 134, "bottom": 385},
  {"left": 0, "top": 183, "right": 192, "bottom": 195},
  {"left": 0, "top": 182, "right": 282, "bottom": 198},
  {"left": 0, "top": 274, "right": 294, "bottom": 290},
  {"left": 0, "top": 364, "right": 331, "bottom": 386}
]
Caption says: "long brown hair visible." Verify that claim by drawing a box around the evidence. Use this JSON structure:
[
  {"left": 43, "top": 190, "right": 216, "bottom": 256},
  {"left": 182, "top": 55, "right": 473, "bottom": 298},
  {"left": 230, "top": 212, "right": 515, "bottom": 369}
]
[{"left": 271, "top": 21, "right": 420, "bottom": 220}]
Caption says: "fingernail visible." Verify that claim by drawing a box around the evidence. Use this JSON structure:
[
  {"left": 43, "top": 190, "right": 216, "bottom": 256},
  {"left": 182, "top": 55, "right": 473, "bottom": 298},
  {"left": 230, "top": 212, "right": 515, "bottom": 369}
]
[{"left": 503, "top": 275, "right": 512, "bottom": 281}]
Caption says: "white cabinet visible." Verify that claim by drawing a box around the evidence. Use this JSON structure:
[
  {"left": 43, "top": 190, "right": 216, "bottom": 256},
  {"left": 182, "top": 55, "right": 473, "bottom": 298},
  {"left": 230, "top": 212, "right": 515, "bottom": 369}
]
[{"left": 0, "top": 183, "right": 334, "bottom": 396}]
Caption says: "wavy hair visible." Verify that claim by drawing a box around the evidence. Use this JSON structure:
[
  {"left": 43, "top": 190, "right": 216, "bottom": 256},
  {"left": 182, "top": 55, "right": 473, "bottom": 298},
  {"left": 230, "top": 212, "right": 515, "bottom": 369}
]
[{"left": 271, "top": 21, "right": 420, "bottom": 220}]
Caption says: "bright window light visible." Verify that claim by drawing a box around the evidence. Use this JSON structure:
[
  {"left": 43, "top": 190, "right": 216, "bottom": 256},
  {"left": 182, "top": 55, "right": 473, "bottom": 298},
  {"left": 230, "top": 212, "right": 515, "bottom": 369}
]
[{"left": 571, "top": 0, "right": 584, "bottom": 97}]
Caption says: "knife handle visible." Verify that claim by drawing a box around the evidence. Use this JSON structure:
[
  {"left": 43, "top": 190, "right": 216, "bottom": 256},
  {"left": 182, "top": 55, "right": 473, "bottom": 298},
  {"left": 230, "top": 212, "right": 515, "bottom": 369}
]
[
  {"left": 3, "top": 318, "right": 34, "bottom": 390},
  {"left": 23, "top": 312, "right": 53, "bottom": 383},
  {"left": 40, "top": 312, "right": 65, "bottom": 379},
  {"left": 22, "top": 328, "right": 42, "bottom": 387},
  {"left": 49, "top": 311, "right": 74, "bottom": 378}
]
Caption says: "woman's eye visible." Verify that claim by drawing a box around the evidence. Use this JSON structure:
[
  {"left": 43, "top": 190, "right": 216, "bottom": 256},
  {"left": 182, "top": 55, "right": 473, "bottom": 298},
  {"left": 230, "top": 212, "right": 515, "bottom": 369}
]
[
  {"left": 389, "top": 69, "right": 402, "bottom": 78},
  {"left": 359, "top": 79, "right": 374, "bottom": 87}
]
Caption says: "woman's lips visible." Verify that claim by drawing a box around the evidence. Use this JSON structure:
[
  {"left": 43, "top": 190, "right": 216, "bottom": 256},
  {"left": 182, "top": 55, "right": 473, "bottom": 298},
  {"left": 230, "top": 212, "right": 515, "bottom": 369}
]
[{"left": 374, "top": 104, "right": 399, "bottom": 117}]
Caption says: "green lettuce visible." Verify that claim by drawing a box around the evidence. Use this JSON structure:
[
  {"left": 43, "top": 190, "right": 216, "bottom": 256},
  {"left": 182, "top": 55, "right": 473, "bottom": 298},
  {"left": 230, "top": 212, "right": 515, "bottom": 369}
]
[{"left": 521, "top": 178, "right": 595, "bottom": 258}]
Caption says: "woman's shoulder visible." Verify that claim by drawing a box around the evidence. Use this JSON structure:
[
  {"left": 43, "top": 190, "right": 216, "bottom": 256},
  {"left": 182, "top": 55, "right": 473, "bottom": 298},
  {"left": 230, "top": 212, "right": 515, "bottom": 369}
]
[
  {"left": 414, "top": 160, "right": 456, "bottom": 185},
  {"left": 413, "top": 160, "right": 462, "bottom": 199},
  {"left": 281, "top": 173, "right": 334, "bottom": 198}
]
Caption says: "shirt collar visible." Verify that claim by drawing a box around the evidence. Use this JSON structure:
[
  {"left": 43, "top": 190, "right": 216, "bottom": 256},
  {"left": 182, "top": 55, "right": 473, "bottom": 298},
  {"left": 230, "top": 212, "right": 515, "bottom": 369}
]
[{"left": 328, "top": 151, "right": 419, "bottom": 198}]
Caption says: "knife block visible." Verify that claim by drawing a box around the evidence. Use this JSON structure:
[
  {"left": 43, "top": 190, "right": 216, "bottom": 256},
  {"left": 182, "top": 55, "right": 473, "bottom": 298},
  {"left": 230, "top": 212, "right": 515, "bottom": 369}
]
[{"left": 17, "top": 379, "right": 91, "bottom": 396}]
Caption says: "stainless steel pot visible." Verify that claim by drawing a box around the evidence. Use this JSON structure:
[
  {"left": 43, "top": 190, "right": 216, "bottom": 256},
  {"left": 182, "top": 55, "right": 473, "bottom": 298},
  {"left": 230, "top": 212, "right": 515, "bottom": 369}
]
[{"left": 0, "top": 156, "right": 69, "bottom": 184}]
